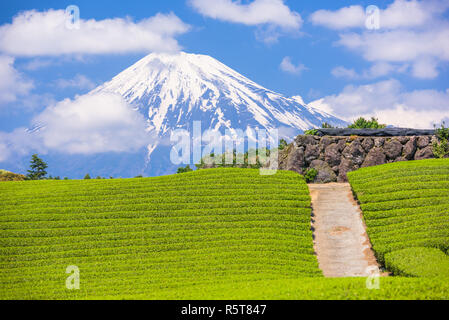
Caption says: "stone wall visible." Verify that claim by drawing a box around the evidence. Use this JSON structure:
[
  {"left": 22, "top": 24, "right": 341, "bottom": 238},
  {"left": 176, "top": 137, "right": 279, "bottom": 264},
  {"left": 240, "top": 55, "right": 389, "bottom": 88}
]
[{"left": 279, "top": 134, "right": 439, "bottom": 183}]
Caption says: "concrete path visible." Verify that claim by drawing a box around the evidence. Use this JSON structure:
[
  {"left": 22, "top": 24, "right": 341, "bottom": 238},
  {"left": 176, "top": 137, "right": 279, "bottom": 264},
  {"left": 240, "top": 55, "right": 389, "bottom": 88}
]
[{"left": 309, "top": 183, "right": 380, "bottom": 277}]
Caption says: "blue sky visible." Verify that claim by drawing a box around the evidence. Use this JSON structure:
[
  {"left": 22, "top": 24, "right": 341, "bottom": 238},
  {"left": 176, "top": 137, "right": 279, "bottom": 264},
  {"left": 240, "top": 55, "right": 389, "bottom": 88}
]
[{"left": 1, "top": 0, "right": 449, "bottom": 167}]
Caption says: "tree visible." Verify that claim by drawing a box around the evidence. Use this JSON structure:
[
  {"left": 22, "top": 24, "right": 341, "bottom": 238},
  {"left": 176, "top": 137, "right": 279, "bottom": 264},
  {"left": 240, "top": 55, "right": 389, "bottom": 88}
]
[
  {"left": 27, "top": 154, "right": 48, "bottom": 180},
  {"left": 348, "top": 117, "right": 386, "bottom": 129},
  {"left": 177, "top": 165, "right": 193, "bottom": 174},
  {"left": 278, "top": 139, "right": 288, "bottom": 150},
  {"left": 433, "top": 122, "right": 449, "bottom": 159},
  {"left": 84, "top": 174, "right": 91, "bottom": 180}
]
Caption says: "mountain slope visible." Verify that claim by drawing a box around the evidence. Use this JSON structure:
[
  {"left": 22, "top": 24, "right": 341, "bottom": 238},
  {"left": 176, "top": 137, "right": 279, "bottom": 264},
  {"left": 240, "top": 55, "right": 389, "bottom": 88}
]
[
  {"left": 93, "top": 52, "right": 346, "bottom": 136},
  {"left": 9, "top": 52, "right": 346, "bottom": 178}
]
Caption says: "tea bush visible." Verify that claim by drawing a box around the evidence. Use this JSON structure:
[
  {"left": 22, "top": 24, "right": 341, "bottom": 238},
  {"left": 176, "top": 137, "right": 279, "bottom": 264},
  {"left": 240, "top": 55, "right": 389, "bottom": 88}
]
[
  {"left": 0, "top": 168, "right": 320, "bottom": 299},
  {"left": 348, "top": 159, "right": 449, "bottom": 276}
]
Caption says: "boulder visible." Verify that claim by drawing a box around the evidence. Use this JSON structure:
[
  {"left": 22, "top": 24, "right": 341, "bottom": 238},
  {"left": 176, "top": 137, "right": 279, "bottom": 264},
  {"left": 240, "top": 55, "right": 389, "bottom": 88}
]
[
  {"left": 336, "top": 139, "right": 347, "bottom": 152},
  {"left": 295, "top": 135, "right": 319, "bottom": 147},
  {"left": 286, "top": 146, "right": 305, "bottom": 173},
  {"left": 338, "top": 158, "right": 358, "bottom": 182},
  {"left": 403, "top": 137, "right": 417, "bottom": 160},
  {"left": 396, "top": 136, "right": 410, "bottom": 144},
  {"left": 361, "top": 138, "right": 374, "bottom": 152},
  {"left": 342, "top": 140, "right": 366, "bottom": 166},
  {"left": 383, "top": 139, "right": 403, "bottom": 160},
  {"left": 374, "top": 137, "right": 385, "bottom": 148},
  {"left": 305, "top": 144, "right": 321, "bottom": 164},
  {"left": 324, "top": 143, "right": 342, "bottom": 167},
  {"left": 320, "top": 136, "right": 335, "bottom": 149},
  {"left": 417, "top": 136, "right": 430, "bottom": 149},
  {"left": 310, "top": 160, "right": 337, "bottom": 183},
  {"left": 415, "top": 146, "right": 434, "bottom": 160},
  {"left": 362, "top": 148, "right": 386, "bottom": 168},
  {"left": 431, "top": 136, "right": 439, "bottom": 145}
]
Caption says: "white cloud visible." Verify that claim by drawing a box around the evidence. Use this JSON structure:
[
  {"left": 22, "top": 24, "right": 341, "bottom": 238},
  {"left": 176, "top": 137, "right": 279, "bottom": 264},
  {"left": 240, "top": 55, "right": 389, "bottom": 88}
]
[
  {"left": 331, "top": 62, "right": 409, "bottom": 80},
  {"left": 280, "top": 57, "right": 307, "bottom": 75},
  {"left": 0, "top": 10, "right": 190, "bottom": 56},
  {"left": 411, "top": 58, "right": 439, "bottom": 79},
  {"left": 331, "top": 66, "right": 359, "bottom": 79},
  {"left": 310, "top": 0, "right": 447, "bottom": 30},
  {"left": 54, "top": 74, "right": 96, "bottom": 90},
  {"left": 366, "top": 62, "right": 408, "bottom": 78},
  {"left": 311, "top": 79, "right": 449, "bottom": 129},
  {"left": 378, "top": 0, "right": 447, "bottom": 29},
  {"left": 310, "top": 5, "right": 365, "bottom": 30},
  {"left": 0, "top": 140, "right": 9, "bottom": 162},
  {"left": 32, "top": 92, "right": 150, "bottom": 154},
  {"left": 310, "top": 1, "right": 449, "bottom": 79},
  {"left": 337, "top": 28, "right": 449, "bottom": 79},
  {"left": 22, "top": 58, "right": 54, "bottom": 71},
  {"left": 0, "top": 55, "right": 34, "bottom": 105},
  {"left": 0, "top": 92, "right": 151, "bottom": 162},
  {"left": 338, "top": 29, "right": 449, "bottom": 63},
  {"left": 0, "top": 128, "right": 42, "bottom": 163},
  {"left": 189, "top": 0, "right": 302, "bottom": 42}
]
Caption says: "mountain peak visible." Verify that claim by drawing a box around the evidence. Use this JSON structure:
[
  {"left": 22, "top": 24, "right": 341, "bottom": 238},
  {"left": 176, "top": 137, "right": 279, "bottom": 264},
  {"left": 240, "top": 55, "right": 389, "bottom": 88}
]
[{"left": 94, "top": 52, "right": 346, "bottom": 138}]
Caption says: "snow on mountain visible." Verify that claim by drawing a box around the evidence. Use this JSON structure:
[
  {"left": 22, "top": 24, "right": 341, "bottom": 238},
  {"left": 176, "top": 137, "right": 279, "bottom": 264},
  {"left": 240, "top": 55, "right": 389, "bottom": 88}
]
[
  {"left": 93, "top": 52, "right": 346, "bottom": 140},
  {"left": 14, "top": 52, "right": 347, "bottom": 178}
]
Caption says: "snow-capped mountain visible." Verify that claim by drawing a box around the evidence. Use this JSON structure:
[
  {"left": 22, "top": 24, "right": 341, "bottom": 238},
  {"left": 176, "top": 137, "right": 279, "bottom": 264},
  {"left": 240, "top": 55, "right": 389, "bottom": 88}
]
[
  {"left": 14, "top": 52, "right": 346, "bottom": 178},
  {"left": 88, "top": 52, "right": 346, "bottom": 174},
  {"left": 94, "top": 52, "right": 345, "bottom": 136}
]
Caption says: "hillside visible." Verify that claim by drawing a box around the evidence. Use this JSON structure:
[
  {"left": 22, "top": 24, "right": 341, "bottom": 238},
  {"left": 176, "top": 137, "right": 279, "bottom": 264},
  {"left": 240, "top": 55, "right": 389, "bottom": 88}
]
[
  {"left": 13, "top": 52, "right": 347, "bottom": 179},
  {"left": 0, "top": 168, "right": 321, "bottom": 299},
  {"left": 1, "top": 166, "right": 449, "bottom": 299},
  {"left": 0, "top": 170, "right": 25, "bottom": 182},
  {"left": 348, "top": 159, "right": 449, "bottom": 277}
]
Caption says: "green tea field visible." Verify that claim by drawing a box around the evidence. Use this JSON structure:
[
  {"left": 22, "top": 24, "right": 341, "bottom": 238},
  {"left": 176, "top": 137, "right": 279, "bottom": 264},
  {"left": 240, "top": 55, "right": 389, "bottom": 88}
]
[
  {"left": 0, "top": 169, "right": 320, "bottom": 299},
  {"left": 1, "top": 165, "right": 448, "bottom": 300},
  {"left": 348, "top": 159, "right": 449, "bottom": 279}
]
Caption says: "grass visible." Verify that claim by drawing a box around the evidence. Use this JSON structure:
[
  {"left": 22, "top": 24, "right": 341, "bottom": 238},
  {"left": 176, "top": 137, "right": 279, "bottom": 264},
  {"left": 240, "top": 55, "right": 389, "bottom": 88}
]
[
  {"left": 1, "top": 166, "right": 448, "bottom": 300},
  {"left": 0, "top": 168, "right": 321, "bottom": 300},
  {"left": 384, "top": 248, "right": 449, "bottom": 278},
  {"left": 348, "top": 159, "right": 449, "bottom": 277}
]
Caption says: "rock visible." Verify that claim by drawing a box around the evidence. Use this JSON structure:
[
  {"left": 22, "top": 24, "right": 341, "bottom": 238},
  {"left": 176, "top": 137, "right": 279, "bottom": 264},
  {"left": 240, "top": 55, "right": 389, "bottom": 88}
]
[
  {"left": 361, "top": 138, "right": 374, "bottom": 152},
  {"left": 362, "top": 148, "right": 386, "bottom": 168},
  {"left": 324, "top": 143, "right": 342, "bottom": 167},
  {"left": 338, "top": 158, "right": 358, "bottom": 182},
  {"left": 295, "top": 135, "right": 319, "bottom": 147},
  {"left": 415, "top": 146, "right": 434, "bottom": 160},
  {"left": 286, "top": 146, "right": 305, "bottom": 173},
  {"left": 336, "top": 139, "right": 347, "bottom": 152},
  {"left": 431, "top": 135, "right": 439, "bottom": 145},
  {"left": 332, "top": 166, "right": 339, "bottom": 174},
  {"left": 310, "top": 160, "right": 337, "bottom": 183},
  {"left": 417, "top": 136, "right": 430, "bottom": 149},
  {"left": 383, "top": 139, "right": 403, "bottom": 160},
  {"left": 305, "top": 144, "right": 321, "bottom": 164},
  {"left": 374, "top": 137, "right": 385, "bottom": 148},
  {"left": 342, "top": 140, "right": 366, "bottom": 166},
  {"left": 320, "top": 136, "right": 335, "bottom": 149},
  {"left": 396, "top": 136, "right": 410, "bottom": 144},
  {"left": 403, "top": 137, "right": 417, "bottom": 160}
]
